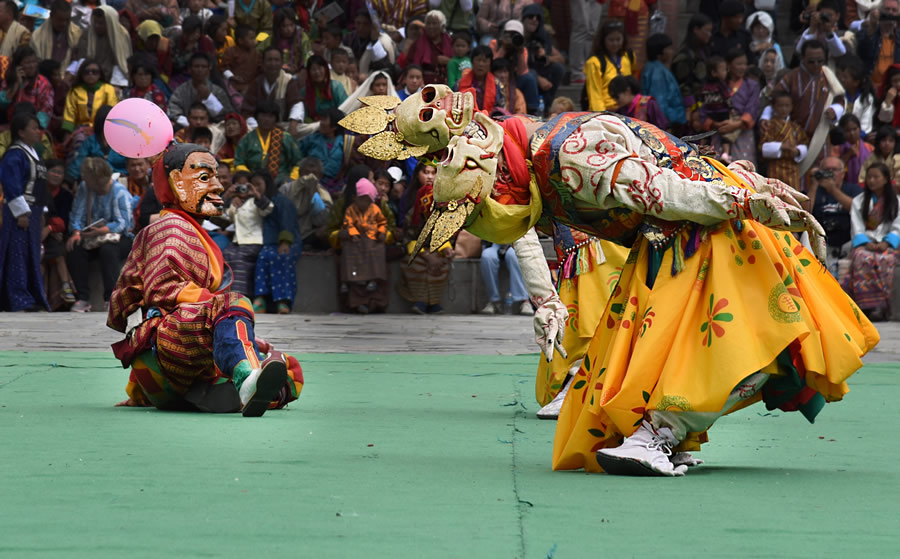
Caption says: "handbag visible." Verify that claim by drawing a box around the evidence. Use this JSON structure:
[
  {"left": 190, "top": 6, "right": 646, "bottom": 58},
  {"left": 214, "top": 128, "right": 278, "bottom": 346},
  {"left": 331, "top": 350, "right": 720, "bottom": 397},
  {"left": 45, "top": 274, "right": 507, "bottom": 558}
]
[{"left": 80, "top": 188, "right": 121, "bottom": 250}]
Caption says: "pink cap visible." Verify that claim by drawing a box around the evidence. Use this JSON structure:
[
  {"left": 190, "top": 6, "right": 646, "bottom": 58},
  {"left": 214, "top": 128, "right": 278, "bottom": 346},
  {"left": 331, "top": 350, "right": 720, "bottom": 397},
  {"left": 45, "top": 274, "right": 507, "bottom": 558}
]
[{"left": 355, "top": 178, "right": 378, "bottom": 201}]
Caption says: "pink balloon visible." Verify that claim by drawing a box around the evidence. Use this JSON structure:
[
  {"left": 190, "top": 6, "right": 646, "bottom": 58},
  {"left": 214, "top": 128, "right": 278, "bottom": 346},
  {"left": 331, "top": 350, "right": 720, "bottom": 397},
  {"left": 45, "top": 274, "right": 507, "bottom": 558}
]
[{"left": 104, "top": 98, "right": 173, "bottom": 159}]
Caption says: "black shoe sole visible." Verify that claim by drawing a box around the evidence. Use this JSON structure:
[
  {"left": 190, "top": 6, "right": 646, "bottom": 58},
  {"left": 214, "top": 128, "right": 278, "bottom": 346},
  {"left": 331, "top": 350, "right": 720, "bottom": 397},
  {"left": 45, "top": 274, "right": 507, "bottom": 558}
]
[
  {"left": 242, "top": 359, "right": 288, "bottom": 417},
  {"left": 595, "top": 452, "right": 665, "bottom": 476},
  {"left": 185, "top": 382, "right": 242, "bottom": 413}
]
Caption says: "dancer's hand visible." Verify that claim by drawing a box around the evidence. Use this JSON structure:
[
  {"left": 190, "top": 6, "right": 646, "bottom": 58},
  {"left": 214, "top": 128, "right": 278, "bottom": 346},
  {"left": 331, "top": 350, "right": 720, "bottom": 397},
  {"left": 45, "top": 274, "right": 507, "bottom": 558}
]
[
  {"left": 732, "top": 188, "right": 828, "bottom": 261},
  {"left": 532, "top": 294, "right": 568, "bottom": 362},
  {"left": 727, "top": 160, "right": 808, "bottom": 209}
]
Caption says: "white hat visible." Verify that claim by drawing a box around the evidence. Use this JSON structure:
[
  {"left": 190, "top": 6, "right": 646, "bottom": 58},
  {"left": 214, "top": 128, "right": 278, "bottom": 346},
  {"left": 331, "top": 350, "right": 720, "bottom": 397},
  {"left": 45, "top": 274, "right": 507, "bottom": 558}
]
[
  {"left": 387, "top": 166, "right": 404, "bottom": 182},
  {"left": 503, "top": 19, "right": 525, "bottom": 36}
]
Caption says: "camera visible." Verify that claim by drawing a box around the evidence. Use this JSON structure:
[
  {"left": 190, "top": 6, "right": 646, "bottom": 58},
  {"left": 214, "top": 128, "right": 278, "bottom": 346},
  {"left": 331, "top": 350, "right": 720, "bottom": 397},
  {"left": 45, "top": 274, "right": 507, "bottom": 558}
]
[
  {"left": 511, "top": 32, "right": 524, "bottom": 47},
  {"left": 235, "top": 183, "right": 249, "bottom": 195},
  {"left": 813, "top": 169, "right": 834, "bottom": 181},
  {"left": 819, "top": 12, "right": 831, "bottom": 24}
]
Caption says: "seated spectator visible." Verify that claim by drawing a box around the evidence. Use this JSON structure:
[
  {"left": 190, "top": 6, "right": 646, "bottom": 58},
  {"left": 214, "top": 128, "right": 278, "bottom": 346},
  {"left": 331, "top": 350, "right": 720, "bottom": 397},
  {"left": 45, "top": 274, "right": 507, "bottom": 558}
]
[
  {"left": 216, "top": 112, "right": 247, "bottom": 169},
  {"left": 856, "top": 0, "right": 900, "bottom": 91},
  {"left": 372, "top": 169, "right": 400, "bottom": 241},
  {"left": 456, "top": 46, "right": 500, "bottom": 111},
  {"left": 710, "top": 0, "right": 752, "bottom": 63},
  {"left": 795, "top": 0, "right": 846, "bottom": 61},
  {"left": 66, "top": 105, "right": 127, "bottom": 185},
  {"left": 123, "top": 157, "right": 150, "bottom": 211},
  {"left": 877, "top": 64, "right": 900, "bottom": 129},
  {"left": 0, "top": 46, "right": 54, "bottom": 128},
  {"left": 222, "top": 24, "right": 261, "bottom": 97},
  {"left": 343, "top": 10, "right": 395, "bottom": 75},
  {"left": 672, "top": 13, "right": 713, "bottom": 109},
  {"left": 609, "top": 75, "right": 668, "bottom": 130},
  {"left": 73, "top": 6, "right": 132, "bottom": 86},
  {"left": 235, "top": 100, "right": 300, "bottom": 185},
  {"left": 339, "top": 177, "right": 389, "bottom": 314},
  {"left": 548, "top": 96, "right": 575, "bottom": 118},
  {"left": 844, "top": 162, "right": 900, "bottom": 320},
  {"left": 809, "top": 156, "right": 863, "bottom": 275},
  {"left": 396, "top": 17, "right": 425, "bottom": 65},
  {"left": 522, "top": 4, "right": 564, "bottom": 111},
  {"left": 398, "top": 161, "right": 453, "bottom": 314},
  {"left": 168, "top": 52, "right": 234, "bottom": 125},
  {"left": 174, "top": 102, "right": 217, "bottom": 146},
  {"left": 397, "top": 65, "right": 424, "bottom": 101},
  {"left": 124, "top": 53, "right": 168, "bottom": 114},
  {"left": 241, "top": 46, "right": 303, "bottom": 128},
  {"left": 180, "top": 0, "right": 212, "bottom": 25},
  {"left": 747, "top": 11, "right": 784, "bottom": 73},
  {"left": 837, "top": 114, "right": 873, "bottom": 185},
  {"left": 758, "top": 47, "right": 784, "bottom": 95},
  {"left": 206, "top": 14, "right": 233, "bottom": 71},
  {"left": 134, "top": 20, "right": 172, "bottom": 83},
  {"left": 61, "top": 59, "right": 118, "bottom": 138},
  {"left": 30, "top": 0, "right": 82, "bottom": 71},
  {"left": 0, "top": 110, "right": 48, "bottom": 311},
  {"left": 479, "top": 242, "right": 531, "bottom": 315},
  {"left": 859, "top": 126, "right": 900, "bottom": 186},
  {"left": 232, "top": 0, "right": 272, "bottom": 35},
  {"left": 321, "top": 25, "right": 354, "bottom": 65},
  {"left": 448, "top": 31, "right": 472, "bottom": 89},
  {"left": 491, "top": 58, "right": 527, "bottom": 115},
  {"left": 836, "top": 56, "right": 876, "bottom": 137},
  {"left": 223, "top": 170, "right": 272, "bottom": 298},
  {"left": 340, "top": 70, "right": 397, "bottom": 115},
  {"left": 759, "top": 90, "right": 809, "bottom": 189},
  {"left": 477, "top": 0, "right": 534, "bottom": 47},
  {"left": 39, "top": 59, "right": 68, "bottom": 139},
  {"left": 585, "top": 20, "right": 633, "bottom": 112},
  {"left": 411, "top": 10, "right": 452, "bottom": 85},
  {"left": 190, "top": 126, "right": 213, "bottom": 150},
  {"left": 329, "top": 49, "right": 358, "bottom": 98},
  {"left": 298, "top": 108, "right": 346, "bottom": 190},
  {"left": 0, "top": 101, "right": 54, "bottom": 159},
  {"left": 66, "top": 157, "right": 134, "bottom": 312},
  {"left": 280, "top": 156, "right": 332, "bottom": 251},
  {"left": 250, "top": 171, "right": 302, "bottom": 314},
  {"left": 641, "top": 33, "right": 687, "bottom": 128},
  {"left": 492, "top": 20, "right": 540, "bottom": 114},
  {"left": 300, "top": 55, "right": 347, "bottom": 122},
  {"left": 267, "top": 8, "right": 311, "bottom": 75},
  {"left": 124, "top": 0, "right": 179, "bottom": 27},
  {"left": 42, "top": 159, "right": 77, "bottom": 309},
  {"left": 0, "top": 0, "right": 31, "bottom": 58}
]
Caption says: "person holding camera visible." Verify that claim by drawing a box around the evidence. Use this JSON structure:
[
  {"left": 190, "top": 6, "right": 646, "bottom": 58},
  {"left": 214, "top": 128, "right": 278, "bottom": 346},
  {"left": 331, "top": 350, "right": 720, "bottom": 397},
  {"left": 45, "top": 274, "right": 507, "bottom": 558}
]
[
  {"left": 795, "top": 0, "right": 846, "bottom": 60},
  {"left": 222, "top": 170, "right": 274, "bottom": 304},
  {"left": 857, "top": 0, "right": 900, "bottom": 90},
  {"left": 808, "top": 156, "right": 862, "bottom": 275}
]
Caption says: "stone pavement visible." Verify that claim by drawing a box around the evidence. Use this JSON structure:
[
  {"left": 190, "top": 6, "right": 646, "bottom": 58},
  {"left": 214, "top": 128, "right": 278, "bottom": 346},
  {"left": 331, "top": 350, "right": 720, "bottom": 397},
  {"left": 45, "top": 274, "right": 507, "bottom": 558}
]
[{"left": 4, "top": 313, "right": 900, "bottom": 362}]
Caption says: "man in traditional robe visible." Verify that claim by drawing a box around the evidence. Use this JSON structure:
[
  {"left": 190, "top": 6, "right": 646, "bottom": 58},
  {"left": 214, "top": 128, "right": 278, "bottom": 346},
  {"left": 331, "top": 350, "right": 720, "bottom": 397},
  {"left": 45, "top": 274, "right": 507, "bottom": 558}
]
[
  {"left": 0, "top": 0, "right": 31, "bottom": 57},
  {"left": 107, "top": 143, "right": 303, "bottom": 416},
  {"left": 29, "top": 0, "right": 81, "bottom": 70},
  {"left": 240, "top": 46, "right": 303, "bottom": 127},
  {"left": 761, "top": 39, "right": 845, "bottom": 179}
]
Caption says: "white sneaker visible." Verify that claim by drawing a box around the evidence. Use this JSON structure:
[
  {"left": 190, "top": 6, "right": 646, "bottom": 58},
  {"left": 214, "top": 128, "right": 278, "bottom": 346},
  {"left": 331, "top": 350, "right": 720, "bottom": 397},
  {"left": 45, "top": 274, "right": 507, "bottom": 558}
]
[
  {"left": 536, "top": 379, "right": 571, "bottom": 420},
  {"left": 70, "top": 300, "right": 92, "bottom": 312},
  {"left": 238, "top": 352, "right": 288, "bottom": 417},
  {"left": 518, "top": 301, "right": 533, "bottom": 315},
  {"left": 595, "top": 420, "right": 688, "bottom": 476},
  {"left": 479, "top": 302, "right": 498, "bottom": 314}
]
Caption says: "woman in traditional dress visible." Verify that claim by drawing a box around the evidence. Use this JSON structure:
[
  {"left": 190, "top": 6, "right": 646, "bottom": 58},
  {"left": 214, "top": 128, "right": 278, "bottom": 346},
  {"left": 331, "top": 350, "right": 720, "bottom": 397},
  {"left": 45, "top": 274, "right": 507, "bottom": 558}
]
[
  {"left": 216, "top": 112, "right": 247, "bottom": 170},
  {"left": 535, "top": 224, "right": 627, "bottom": 419},
  {"left": 409, "top": 10, "right": 453, "bottom": 86},
  {"left": 0, "top": 110, "right": 49, "bottom": 311},
  {"left": 267, "top": 8, "right": 311, "bottom": 76},
  {"left": 60, "top": 59, "right": 118, "bottom": 149},
  {"left": 0, "top": 46, "right": 54, "bottom": 127},
  {"left": 584, "top": 20, "right": 633, "bottom": 112},
  {"left": 845, "top": 162, "right": 900, "bottom": 320},
  {"left": 398, "top": 160, "right": 453, "bottom": 314},
  {"left": 300, "top": 55, "right": 347, "bottom": 123},
  {"left": 672, "top": 14, "right": 712, "bottom": 110},
  {"left": 251, "top": 171, "right": 302, "bottom": 314},
  {"left": 710, "top": 48, "right": 760, "bottom": 165}
]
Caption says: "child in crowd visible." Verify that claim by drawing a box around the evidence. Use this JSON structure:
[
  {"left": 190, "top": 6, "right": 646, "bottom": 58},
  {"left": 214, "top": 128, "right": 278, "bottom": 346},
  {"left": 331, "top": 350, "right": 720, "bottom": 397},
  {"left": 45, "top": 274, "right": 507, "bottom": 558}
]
[
  {"left": 222, "top": 24, "right": 261, "bottom": 96},
  {"left": 397, "top": 65, "right": 424, "bottom": 101},
  {"left": 548, "top": 96, "right": 575, "bottom": 118},
  {"left": 252, "top": 171, "right": 302, "bottom": 314},
  {"left": 491, "top": 58, "right": 526, "bottom": 114},
  {"left": 298, "top": 108, "right": 346, "bottom": 193},
  {"left": 758, "top": 90, "right": 808, "bottom": 188},
  {"left": 837, "top": 113, "right": 873, "bottom": 186},
  {"left": 330, "top": 49, "right": 358, "bottom": 97},
  {"left": 456, "top": 46, "right": 500, "bottom": 112},
  {"left": 448, "top": 31, "right": 472, "bottom": 89},
  {"left": 190, "top": 127, "right": 213, "bottom": 151},
  {"left": 223, "top": 170, "right": 274, "bottom": 300},
  {"left": 206, "top": 15, "right": 234, "bottom": 70},
  {"left": 699, "top": 56, "right": 739, "bottom": 162},
  {"left": 339, "top": 178, "right": 389, "bottom": 314},
  {"left": 322, "top": 26, "right": 353, "bottom": 63},
  {"left": 609, "top": 75, "right": 668, "bottom": 130},
  {"left": 180, "top": 0, "right": 213, "bottom": 24},
  {"left": 42, "top": 159, "right": 76, "bottom": 309},
  {"left": 859, "top": 126, "right": 900, "bottom": 187}
]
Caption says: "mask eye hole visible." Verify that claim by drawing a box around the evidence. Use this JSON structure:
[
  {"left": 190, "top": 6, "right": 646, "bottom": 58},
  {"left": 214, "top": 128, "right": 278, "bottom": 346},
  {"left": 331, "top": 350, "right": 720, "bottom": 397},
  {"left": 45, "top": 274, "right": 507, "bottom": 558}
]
[
  {"left": 421, "top": 86, "right": 436, "bottom": 103},
  {"left": 420, "top": 108, "right": 434, "bottom": 121}
]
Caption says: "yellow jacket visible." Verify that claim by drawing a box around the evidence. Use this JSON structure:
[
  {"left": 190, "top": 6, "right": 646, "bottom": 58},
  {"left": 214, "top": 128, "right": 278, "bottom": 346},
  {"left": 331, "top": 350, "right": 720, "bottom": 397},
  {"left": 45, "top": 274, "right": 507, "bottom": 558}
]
[
  {"left": 62, "top": 84, "right": 119, "bottom": 131},
  {"left": 585, "top": 54, "right": 633, "bottom": 112}
]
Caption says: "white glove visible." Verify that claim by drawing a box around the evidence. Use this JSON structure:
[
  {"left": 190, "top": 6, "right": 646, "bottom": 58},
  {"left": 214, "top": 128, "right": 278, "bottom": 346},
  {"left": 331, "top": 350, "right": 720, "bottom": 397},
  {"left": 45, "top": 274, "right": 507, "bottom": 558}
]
[{"left": 532, "top": 294, "right": 569, "bottom": 362}]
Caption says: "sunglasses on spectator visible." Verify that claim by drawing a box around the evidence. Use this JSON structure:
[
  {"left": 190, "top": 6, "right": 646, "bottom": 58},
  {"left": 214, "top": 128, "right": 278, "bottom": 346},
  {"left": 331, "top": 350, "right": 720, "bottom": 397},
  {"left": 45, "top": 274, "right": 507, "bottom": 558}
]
[
  {"left": 83, "top": 68, "right": 100, "bottom": 74},
  {"left": 524, "top": 14, "right": 539, "bottom": 19}
]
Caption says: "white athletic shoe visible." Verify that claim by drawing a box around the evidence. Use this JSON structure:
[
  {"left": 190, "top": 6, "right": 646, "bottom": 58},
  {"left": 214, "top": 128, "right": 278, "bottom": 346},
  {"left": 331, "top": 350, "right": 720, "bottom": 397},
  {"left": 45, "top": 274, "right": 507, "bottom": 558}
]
[
  {"left": 595, "top": 420, "right": 689, "bottom": 476},
  {"left": 536, "top": 379, "right": 571, "bottom": 420},
  {"left": 238, "top": 352, "right": 288, "bottom": 417}
]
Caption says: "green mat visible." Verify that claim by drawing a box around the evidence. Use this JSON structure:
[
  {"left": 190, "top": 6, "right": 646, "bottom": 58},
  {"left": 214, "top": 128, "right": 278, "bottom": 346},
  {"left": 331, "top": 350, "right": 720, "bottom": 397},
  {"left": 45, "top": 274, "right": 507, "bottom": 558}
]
[{"left": 0, "top": 352, "right": 897, "bottom": 558}]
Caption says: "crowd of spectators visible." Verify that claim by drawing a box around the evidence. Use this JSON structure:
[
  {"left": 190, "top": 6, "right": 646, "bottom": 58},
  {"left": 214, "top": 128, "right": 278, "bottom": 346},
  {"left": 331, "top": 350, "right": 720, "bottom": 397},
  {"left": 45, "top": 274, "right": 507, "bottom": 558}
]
[{"left": 1, "top": 0, "right": 899, "bottom": 319}]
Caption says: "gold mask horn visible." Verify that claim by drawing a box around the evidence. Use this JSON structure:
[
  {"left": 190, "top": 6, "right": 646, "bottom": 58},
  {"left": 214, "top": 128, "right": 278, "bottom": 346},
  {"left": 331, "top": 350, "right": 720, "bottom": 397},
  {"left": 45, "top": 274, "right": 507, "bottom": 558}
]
[
  {"left": 338, "top": 96, "right": 429, "bottom": 160},
  {"left": 408, "top": 176, "right": 483, "bottom": 264}
]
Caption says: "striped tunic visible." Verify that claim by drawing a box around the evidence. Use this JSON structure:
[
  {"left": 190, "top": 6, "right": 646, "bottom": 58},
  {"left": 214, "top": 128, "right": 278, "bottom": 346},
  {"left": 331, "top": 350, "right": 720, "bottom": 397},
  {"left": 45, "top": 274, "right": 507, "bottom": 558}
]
[
  {"left": 759, "top": 118, "right": 808, "bottom": 189},
  {"left": 773, "top": 67, "right": 844, "bottom": 167}
]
